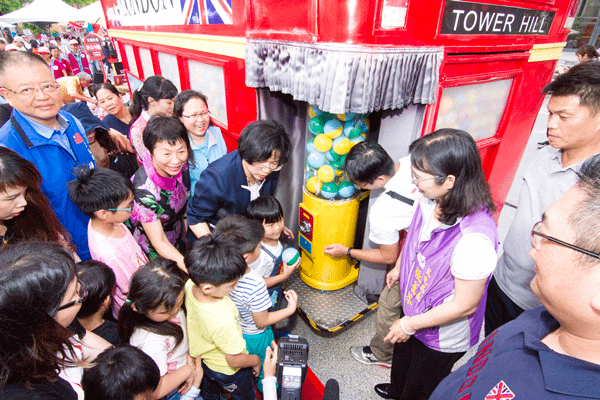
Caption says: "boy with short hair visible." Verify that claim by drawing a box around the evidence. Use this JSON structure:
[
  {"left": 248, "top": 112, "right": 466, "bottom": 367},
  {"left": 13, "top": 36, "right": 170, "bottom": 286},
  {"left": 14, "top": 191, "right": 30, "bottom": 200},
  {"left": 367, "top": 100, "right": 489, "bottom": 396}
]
[
  {"left": 184, "top": 235, "right": 260, "bottom": 400},
  {"left": 68, "top": 166, "right": 148, "bottom": 318},
  {"left": 76, "top": 260, "right": 120, "bottom": 345},
  {"left": 212, "top": 215, "right": 298, "bottom": 391},
  {"left": 246, "top": 195, "right": 300, "bottom": 310},
  {"left": 82, "top": 345, "right": 160, "bottom": 400}
]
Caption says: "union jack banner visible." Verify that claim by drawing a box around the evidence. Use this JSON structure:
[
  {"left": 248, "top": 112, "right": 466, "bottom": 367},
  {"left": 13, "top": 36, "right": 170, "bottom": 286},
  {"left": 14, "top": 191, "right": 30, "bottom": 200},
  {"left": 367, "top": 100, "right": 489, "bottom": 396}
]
[
  {"left": 182, "top": 0, "right": 232, "bottom": 25},
  {"left": 485, "top": 381, "right": 515, "bottom": 400}
]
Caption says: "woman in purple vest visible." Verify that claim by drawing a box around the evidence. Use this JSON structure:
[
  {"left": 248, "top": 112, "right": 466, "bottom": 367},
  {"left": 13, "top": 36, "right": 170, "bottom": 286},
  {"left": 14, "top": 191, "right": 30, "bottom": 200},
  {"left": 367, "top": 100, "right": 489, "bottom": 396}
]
[{"left": 374, "top": 129, "right": 498, "bottom": 400}]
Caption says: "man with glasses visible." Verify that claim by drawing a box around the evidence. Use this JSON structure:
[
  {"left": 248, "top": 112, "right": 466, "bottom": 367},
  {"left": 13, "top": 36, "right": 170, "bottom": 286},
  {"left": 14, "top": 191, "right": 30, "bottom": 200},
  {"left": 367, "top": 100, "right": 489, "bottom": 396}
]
[
  {"left": 486, "top": 61, "right": 600, "bottom": 336},
  {"left": 430, "top": 154, "right": 600, "bottom": 399},
  {"left": 187, "top": 119, "right": 291, "bottom": 238},
  {"left": 0, "top": 51, "right": 95, "bottom": 260},
  {"left": 324, "top": 141, "right": 418, "bottom": 367}
]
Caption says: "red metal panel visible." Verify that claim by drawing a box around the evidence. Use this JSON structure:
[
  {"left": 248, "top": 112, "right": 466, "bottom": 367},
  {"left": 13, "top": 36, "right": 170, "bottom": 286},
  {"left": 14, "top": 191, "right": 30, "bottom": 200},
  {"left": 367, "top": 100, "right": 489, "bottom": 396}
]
[{"left": 486, "top": 59, "right": 557, "bottom": 214}]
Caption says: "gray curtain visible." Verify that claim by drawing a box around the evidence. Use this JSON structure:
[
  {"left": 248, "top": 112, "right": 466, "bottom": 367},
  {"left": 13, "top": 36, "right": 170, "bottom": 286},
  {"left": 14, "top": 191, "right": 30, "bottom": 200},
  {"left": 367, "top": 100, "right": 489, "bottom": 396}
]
[
  {"left": 246, "top": 39, "right": 443, "bottom": 114},
  {"left": 258, "top": 88, "right": 308, "bottom": 239}
]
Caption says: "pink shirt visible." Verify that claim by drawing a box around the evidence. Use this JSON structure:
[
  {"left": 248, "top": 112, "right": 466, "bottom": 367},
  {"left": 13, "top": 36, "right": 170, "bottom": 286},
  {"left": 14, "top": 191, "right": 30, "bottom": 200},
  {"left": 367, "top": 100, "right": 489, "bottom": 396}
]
[{"left": 88, "top": 222, "right": 149, "bottom": 318}]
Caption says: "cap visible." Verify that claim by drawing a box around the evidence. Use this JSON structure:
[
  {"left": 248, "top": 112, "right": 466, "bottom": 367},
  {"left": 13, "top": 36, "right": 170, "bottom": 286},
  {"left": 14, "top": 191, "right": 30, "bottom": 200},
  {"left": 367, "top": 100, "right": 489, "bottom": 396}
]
[
  {"left": 38, "top": 46, "right": 50, "bottom": 54},
  {"left": 61, "top": 102, "right": 110, "bottom": 134},
  {"left": 69, "top": 39, "right": 79, "bottom": 45},
  {"left": 13, "top": 36, "right": 24, "bottom": 43},
  {"left": 5, "top": 44, "right": 18, "bottom": 51}
]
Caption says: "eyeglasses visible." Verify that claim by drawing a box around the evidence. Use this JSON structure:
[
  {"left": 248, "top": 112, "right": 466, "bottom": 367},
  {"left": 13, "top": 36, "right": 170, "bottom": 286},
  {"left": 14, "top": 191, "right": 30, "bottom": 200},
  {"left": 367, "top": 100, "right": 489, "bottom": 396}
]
[
  {"left": 251, "top": 161, "right": 282, "bottom": 172},
  {"left": 530, "top": 221, "right": 600, "bottom": 259},
  {"left": 2, "top": 83, "right": 61, "bottom": 98},
  {"left": 181, "top": 111, "right": 210, "bottom": 120},
  {"left": 57, "top": 282, "right": 88, "bottom": 311},
  {"left": 410, "top": 171, "right": 443, "bottom": 183},
  {"left": 107, "top": 207, "right": 133, "bottom": 212}
]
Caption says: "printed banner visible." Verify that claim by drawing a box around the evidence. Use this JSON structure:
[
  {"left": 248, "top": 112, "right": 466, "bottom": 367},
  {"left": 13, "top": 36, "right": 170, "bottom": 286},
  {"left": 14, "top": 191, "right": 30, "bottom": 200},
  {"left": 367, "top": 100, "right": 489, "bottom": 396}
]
[{"left": 103, "top": 0, "right": 232, "bottom": 27}]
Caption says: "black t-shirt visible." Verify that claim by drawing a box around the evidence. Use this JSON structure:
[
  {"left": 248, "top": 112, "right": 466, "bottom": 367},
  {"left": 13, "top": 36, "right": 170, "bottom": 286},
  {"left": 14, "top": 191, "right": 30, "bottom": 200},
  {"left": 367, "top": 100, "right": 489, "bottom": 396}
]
[
  {"left": 103, "top": 114, "right": 131, "bottom": 137},
  {"left": 1, "top": 378, "right": 77, "bottom": 400},
  {"left": 92, "top": 319, "right": 120, "bottom": 346}
]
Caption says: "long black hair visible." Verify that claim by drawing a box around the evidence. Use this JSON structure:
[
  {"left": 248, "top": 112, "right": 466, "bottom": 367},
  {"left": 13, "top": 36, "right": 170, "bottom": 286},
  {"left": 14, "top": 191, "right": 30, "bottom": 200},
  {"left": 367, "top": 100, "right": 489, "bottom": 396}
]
[
  {"left": 409, "top": 129, "right": 495, "bottom": 225},
  {"left": 118, "top": 257, "right": 188, "bottom": 347},
  {"left": 130, "top": 76, "right": 178, "bottom": 122},
  {"left": 0, "top": 241, "right": 78, "bottom": 388}
]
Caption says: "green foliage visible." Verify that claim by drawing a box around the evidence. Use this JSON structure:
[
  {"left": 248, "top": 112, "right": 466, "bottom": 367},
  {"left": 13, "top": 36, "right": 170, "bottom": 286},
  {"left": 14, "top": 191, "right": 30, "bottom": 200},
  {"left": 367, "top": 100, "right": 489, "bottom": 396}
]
[
  {"left": 0, "top": 0, "right": 97, "bottom": 16},
  {"left": 22, "top": 23, "right": 41, "bottom": 35},
  {"left": 63, "top": 0, "right": 97, "bottom": 6},
  {"left": 0, "top": 0, "right": 25, "bottom": 16}
]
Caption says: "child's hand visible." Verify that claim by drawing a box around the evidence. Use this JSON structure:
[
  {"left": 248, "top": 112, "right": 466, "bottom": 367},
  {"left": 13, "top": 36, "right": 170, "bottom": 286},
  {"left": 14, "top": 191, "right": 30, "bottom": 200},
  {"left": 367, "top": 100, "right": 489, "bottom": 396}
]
[
  {"left": 284, "top": 290, "right": 298, "bottom": 310},
  {"left": 189, "top": 355, "right": 204, "bottom": 388},
  {"left": 252, "top": 355, "right": 262, "bottom": 377},
  {"left": 282, "top": 226, "right": 294, "bottom": 239},
  {"left": 283, "top": 257, "right": 301, "bottom": 276},
  {"left": 263, "top": 341, "right": 278, "bottom": 378}
]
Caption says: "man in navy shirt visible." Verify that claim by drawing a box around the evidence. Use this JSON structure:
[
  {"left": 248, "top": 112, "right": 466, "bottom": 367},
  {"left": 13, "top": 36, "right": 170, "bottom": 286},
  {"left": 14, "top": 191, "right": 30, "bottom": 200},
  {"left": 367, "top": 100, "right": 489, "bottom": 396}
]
[
  {"left": 0, "top": 51, "right": 95, "bottom": 259},
  {"left": 430, "top": 155, "right": 600, "bottom": 400}
]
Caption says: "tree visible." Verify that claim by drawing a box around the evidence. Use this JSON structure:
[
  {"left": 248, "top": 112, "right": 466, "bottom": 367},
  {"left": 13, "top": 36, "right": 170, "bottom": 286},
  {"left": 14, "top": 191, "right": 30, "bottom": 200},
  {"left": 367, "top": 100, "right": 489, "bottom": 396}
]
[
  {"left": 0, "top": 0, "right": 96, "bottom": 16},
  {"left": 63, "top": 0, "right": 96, "bottom": 7},
  {"left": 0, "top": 0, "right": 25, "bottom": 16}
]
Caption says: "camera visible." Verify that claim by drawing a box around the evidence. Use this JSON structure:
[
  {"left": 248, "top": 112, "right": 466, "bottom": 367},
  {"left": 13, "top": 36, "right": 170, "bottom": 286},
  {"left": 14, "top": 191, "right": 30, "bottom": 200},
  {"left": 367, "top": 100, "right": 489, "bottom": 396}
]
[{"left": 276, "top": 335, "right": 309, "bottom": 400}]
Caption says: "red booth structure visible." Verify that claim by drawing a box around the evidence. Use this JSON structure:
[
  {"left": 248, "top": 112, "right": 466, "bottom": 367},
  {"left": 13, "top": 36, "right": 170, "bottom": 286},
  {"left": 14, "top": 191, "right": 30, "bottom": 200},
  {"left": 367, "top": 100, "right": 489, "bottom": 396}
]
[{"left": 100, "top": 0, "right": 577, "bottom": 390}]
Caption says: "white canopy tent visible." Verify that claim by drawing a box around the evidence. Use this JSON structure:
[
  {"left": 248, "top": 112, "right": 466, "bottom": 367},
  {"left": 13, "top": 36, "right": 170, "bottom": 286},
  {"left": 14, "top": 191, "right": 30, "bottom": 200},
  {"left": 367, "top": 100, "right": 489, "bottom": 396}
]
[
  {"left": 0, "top": 0, "right": 83, "bottom": 24},
  {"left": 77, "top": 1, "right": 104, "bottom": 24}
]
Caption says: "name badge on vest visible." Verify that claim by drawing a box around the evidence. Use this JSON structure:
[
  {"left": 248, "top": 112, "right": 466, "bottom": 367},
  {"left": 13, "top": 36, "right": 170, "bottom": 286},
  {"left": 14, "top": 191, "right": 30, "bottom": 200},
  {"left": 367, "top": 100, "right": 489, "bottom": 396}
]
[{"left": 73, "top": 132, "right": 84, "bottom": 144}]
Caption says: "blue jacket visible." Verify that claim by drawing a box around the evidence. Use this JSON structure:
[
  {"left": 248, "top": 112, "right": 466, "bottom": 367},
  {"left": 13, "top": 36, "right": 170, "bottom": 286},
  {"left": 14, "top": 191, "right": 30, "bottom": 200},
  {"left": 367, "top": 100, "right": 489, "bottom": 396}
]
[
  {"left": 0, "top": 110, "right": 95, "bottom": 259},
  {"left": 187, "top": 150, "right": 280, "bottom": 227}
]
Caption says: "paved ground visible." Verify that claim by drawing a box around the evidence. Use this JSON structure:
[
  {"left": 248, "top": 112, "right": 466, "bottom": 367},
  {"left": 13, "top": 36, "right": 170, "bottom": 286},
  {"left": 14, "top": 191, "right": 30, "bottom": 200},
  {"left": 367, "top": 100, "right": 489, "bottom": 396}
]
[{"left": 288, "top": 51, "right": 578, "bottom": 399}]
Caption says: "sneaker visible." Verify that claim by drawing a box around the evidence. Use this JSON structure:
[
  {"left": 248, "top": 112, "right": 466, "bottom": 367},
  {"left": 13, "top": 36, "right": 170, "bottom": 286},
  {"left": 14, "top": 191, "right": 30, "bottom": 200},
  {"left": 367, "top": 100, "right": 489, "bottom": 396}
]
[{"left": 350, "top": 346, "right": 392, "bottom": 367}]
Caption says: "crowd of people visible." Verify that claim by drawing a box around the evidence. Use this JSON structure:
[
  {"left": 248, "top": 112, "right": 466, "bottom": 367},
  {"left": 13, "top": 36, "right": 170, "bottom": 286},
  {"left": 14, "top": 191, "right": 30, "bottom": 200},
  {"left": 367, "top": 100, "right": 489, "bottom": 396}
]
[{"left": 0, "top": 38, "right": 599, "bottom": 400}]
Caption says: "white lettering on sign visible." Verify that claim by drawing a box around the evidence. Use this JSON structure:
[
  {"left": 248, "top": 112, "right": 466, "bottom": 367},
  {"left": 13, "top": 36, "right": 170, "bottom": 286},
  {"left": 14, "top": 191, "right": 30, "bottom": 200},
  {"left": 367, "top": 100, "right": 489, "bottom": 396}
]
[
  {"left": 441, "top": 1, "right": 554, "bottom": 36},
  {"left": 451, "top": 10, "right": 516, "bottom": 33}
]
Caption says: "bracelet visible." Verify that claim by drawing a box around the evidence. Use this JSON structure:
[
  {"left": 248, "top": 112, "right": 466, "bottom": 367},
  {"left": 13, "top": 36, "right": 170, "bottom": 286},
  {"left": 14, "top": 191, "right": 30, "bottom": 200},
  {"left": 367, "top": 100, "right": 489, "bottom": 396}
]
[
  {"left": 347, "top": 247, "right": 354, "bottom": 259},
  {"left": 400, "top": 316, "right": 416, "bottom": 335}
]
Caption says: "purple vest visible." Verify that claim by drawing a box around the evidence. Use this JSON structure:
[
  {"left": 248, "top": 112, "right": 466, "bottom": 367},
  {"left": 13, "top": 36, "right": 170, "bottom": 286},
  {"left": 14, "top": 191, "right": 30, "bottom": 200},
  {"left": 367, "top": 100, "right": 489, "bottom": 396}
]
[{"left": 399, "top": 203, "right": 498, "bottom": 352}]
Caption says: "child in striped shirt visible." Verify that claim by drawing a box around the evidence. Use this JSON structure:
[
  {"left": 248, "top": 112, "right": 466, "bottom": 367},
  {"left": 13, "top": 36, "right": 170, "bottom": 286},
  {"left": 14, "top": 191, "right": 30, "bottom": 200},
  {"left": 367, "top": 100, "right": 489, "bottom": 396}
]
[{"left": 212, "top": 215, "right": 298, "bottom": 392}]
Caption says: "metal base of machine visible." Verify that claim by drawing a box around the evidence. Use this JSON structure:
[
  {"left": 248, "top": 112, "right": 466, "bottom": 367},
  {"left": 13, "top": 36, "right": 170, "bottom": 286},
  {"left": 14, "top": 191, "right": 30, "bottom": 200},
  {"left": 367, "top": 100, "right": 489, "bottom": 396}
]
[{"left": 286, "top": 270, "right": 378, "bottom": 333}]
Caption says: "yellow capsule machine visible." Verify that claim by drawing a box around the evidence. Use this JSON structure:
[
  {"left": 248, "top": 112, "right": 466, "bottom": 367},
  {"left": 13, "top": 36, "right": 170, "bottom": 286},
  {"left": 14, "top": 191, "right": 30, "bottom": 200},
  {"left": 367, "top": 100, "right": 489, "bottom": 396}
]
[{"left": 298, "top": 106, "right": 370, "bottom": 291}]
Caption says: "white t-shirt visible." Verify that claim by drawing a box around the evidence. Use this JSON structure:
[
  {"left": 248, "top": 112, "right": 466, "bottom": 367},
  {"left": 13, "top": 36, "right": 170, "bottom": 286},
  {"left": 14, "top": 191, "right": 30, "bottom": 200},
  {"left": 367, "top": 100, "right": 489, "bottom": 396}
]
[
  {"left": 417, "top": 198, "right": 496, "bottom": 280},
  {"left": 59, "top": 337, "right": 84, "bottom": 400},
  {"left": 248, "top": 241, "right": 283, "bottom": 278},
  {"left": 130, "top": 309, "right": 189, "bottom": 376},
  {"left": 228, "top": 269, "right": 272, "bottom": 335},
  {"left": 369, "top": 156, "right": 420, "bottom": 245}
]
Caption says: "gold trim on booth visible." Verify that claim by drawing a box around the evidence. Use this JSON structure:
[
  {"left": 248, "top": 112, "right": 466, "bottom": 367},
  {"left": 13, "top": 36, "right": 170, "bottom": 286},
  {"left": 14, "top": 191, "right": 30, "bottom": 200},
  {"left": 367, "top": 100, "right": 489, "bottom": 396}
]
[
  {"left": 528, "top": 42, "right": 567, "bottom": 62},
  {"left": 107, "top": 30, "right": 246, "bottom": 59}
]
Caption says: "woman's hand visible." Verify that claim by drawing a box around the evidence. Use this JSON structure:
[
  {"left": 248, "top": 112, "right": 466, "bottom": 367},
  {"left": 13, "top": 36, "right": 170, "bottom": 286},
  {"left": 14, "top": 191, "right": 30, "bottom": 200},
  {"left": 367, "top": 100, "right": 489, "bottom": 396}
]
[
  {"left": 263, "top": 341, "right": 278, "bottom": 378},
  {"left": 384, "top": 317, "right": 413, "bottom": 344},
  {"left": 108, "top": 128, "right": 135, "bottom": 153},
  {"left": 186, "top": 355, "right": 204, "bottom": 390},
  {"left": 324, "top": 244, "right": 348, "bottom": 258}
]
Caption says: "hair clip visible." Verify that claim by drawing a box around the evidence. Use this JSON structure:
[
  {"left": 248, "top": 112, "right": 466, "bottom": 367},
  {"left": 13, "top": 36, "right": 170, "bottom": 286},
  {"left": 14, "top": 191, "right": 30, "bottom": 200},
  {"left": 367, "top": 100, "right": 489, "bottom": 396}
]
[{"left": 125, "top": 299, "right": 132, "bottom": 303}]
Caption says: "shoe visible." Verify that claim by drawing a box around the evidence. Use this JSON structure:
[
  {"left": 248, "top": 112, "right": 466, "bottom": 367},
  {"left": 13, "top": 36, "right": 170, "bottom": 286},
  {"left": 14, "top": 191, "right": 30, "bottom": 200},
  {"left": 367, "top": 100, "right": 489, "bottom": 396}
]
[
  {"left": 374, "top": 383, "right": 396, "bottom": 399},
  {"left": 350, "top": 346, "right": 392, "bottom": 367}
]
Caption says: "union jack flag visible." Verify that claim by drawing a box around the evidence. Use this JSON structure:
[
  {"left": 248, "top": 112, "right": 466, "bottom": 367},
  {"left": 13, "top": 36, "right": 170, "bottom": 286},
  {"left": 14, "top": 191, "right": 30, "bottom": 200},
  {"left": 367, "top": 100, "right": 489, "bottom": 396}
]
[
  {"left": 485, "top": 381, "right": 515, "bottom": 400},
  {"left": 181, "top": 0, "right": 232, "bottom": 25}
]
